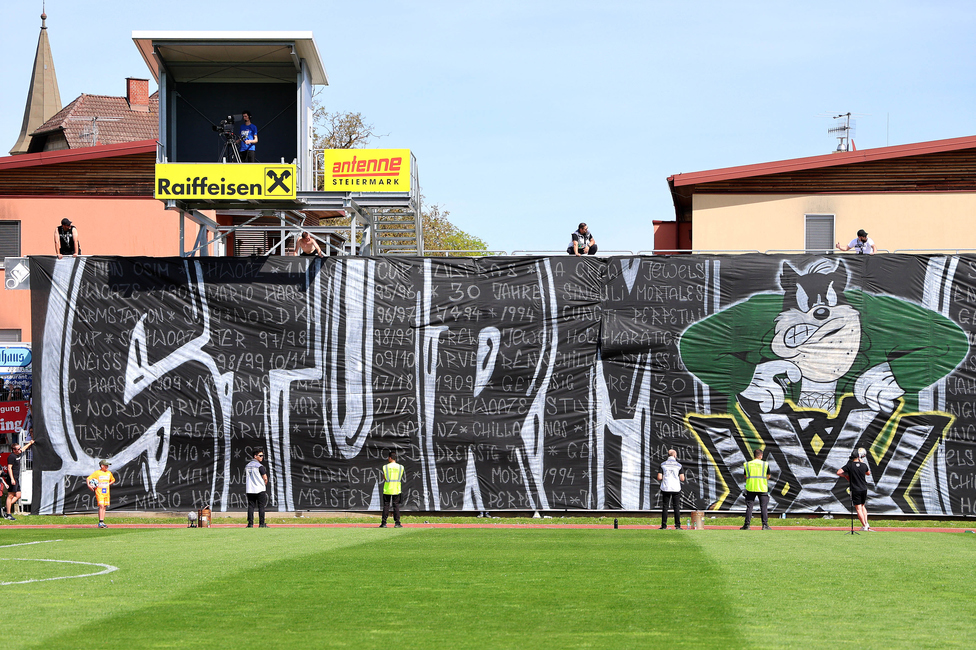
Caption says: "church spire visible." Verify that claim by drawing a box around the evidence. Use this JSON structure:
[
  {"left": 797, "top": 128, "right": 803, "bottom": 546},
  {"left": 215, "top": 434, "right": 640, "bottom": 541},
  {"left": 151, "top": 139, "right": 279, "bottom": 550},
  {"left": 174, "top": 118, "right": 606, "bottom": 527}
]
[{"left": 9, "top": 5, "right": 62, "bottom": 155}]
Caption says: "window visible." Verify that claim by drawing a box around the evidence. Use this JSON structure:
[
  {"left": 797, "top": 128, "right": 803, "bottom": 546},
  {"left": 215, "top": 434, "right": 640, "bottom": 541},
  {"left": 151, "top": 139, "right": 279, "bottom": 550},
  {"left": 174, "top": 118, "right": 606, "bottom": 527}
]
[
  {"left": 232, "top": 230, "right": 287, "bottom": 256},
  {"left": 805, "top": 214, "right": 834, "bottom": 253},
  {"left": 0, "top": 330, "right": 21, "bottom": 343},
  {"left": 0, "top": 221, "right": 21, "bottom": 269},
  {"left": 233, "top": 230, "right": 268, "bottom": 257}
]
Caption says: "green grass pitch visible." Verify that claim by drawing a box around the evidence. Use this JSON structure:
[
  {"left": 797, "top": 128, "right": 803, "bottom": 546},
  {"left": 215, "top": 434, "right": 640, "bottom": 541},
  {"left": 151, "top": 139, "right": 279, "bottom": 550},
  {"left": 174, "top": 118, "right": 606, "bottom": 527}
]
[{"left": 4, "top": 526, "right": 975, "bottom": 649}]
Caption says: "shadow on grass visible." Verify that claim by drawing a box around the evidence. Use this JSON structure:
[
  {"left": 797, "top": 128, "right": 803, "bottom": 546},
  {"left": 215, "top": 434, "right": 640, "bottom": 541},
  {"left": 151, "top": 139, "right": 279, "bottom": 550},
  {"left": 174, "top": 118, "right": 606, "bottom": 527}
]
[{"left": 31, "top": 529, "right": 745, "bottom": 649}]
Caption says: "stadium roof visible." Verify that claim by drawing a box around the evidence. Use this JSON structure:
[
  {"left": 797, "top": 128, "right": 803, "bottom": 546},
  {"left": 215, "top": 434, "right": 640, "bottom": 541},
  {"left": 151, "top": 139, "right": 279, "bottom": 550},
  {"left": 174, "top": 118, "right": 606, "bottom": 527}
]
[{"left": 132, "top": 31, "right": 329, "bottom": 86}]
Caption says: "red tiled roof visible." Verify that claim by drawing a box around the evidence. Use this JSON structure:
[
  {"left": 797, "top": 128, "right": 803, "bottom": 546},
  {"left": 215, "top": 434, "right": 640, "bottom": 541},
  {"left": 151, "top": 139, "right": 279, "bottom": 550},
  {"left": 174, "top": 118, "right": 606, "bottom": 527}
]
[{"left": 31, "top": 91, "right": 159, "bottom": 148}]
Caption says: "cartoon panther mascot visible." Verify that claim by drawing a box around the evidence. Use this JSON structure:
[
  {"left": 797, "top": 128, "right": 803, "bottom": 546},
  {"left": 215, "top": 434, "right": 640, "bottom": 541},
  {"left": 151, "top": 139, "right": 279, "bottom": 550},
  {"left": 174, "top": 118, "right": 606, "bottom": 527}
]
[
  {"left": 678, "top": 258, "right": 967, "bottom": 514},
  {"left": 680, "top": 259, "right": 966, "bottom": 418}
]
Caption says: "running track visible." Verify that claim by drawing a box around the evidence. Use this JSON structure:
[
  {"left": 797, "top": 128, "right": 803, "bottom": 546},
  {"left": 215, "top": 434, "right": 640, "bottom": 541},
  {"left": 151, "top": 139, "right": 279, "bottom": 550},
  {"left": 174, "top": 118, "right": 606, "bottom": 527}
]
[{"left": 2, "top": 523, "right": 972, "bottom": 532}]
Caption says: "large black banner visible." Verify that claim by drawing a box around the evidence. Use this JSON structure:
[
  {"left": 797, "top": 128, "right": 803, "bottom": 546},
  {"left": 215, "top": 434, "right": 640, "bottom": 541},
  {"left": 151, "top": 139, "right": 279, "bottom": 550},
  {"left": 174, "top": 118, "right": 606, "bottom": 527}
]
[{"left": 30, "top": 254, "right": 976, "bottom": 516}]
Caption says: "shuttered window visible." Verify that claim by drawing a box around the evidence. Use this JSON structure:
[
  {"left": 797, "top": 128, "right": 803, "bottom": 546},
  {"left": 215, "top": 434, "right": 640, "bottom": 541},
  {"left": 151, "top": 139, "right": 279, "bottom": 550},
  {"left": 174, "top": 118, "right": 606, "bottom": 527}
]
[
  {"left": 0, "top": 221, "right": 21, "bottom": 268},
  {"left": 233, "top": 230, "right": 267, "bottom": 257},
  {"left": 805, "top": 214, "right": 834, "bottom": 253},
  {"left": 0, "top": 330, "right": 21, "bottom": 343}
]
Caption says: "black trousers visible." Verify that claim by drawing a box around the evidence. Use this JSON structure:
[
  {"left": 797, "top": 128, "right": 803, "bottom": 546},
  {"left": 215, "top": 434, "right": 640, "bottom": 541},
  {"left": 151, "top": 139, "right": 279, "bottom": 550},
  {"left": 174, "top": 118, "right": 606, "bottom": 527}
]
[
  {"left": 661, "top": 491, "right": 681, "bottom": 527},
  {"left": 247, "top": 492, "right": 267, "bottom": 526},
  {"left": 382, "top": 493, "right": 401, "bottom": 524},
  {"left": 567, "top": 244, "right": 598, "bottom": 255},
  {"left": 744, "top": 491, "right": 769, "bottom": 526}
]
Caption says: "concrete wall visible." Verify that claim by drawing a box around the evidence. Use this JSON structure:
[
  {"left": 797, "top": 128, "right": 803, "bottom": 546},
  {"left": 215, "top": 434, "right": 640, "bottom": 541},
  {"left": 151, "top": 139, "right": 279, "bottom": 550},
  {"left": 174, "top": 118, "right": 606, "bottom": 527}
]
[{"left": 692, "top": 192, "right": 976, "bottom": 253}]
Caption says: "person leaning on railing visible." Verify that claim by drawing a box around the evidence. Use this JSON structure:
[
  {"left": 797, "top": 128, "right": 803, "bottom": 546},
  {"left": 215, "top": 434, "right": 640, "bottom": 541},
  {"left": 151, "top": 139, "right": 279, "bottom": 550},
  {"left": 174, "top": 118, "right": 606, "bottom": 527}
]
[{"left": 836, "top": 229, "right": 876, "bottom": 254}]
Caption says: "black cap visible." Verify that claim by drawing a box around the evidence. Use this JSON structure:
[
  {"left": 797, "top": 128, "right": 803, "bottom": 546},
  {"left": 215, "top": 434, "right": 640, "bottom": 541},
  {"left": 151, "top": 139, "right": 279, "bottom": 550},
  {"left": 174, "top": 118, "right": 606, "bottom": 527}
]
[
  {"left": 61, "top": 218, "right": 72, "bottom": 226},
  {"left": 850, "top": 451, "right": 861, "bottom": 460},
  {"left": 857, "top": 229, "right": 868, "bottom": 237}
]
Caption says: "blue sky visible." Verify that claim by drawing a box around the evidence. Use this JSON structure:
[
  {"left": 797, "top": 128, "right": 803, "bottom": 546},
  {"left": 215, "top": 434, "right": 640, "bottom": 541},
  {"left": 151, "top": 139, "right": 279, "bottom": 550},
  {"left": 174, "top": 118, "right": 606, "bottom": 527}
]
[{"left": 1, "top": 1, "right": 974, "bottom": 252}]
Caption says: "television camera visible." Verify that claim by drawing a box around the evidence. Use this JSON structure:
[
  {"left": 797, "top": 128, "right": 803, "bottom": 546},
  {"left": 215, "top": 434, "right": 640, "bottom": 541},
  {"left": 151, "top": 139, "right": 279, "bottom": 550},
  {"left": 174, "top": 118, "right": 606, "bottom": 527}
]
[{"left": 213, "top": 114, "right": 244, "bottom": 162}]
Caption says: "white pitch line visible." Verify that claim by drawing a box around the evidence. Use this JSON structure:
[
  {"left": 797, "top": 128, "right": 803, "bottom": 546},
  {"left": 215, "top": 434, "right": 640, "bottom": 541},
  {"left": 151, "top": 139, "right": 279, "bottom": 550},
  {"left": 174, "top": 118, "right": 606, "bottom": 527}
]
[
  {"left": 0, "top": 558, "right": 119, "bottom": 585},
  {"left": 0, "top": 540, "right": 63, "bottom": 549}
]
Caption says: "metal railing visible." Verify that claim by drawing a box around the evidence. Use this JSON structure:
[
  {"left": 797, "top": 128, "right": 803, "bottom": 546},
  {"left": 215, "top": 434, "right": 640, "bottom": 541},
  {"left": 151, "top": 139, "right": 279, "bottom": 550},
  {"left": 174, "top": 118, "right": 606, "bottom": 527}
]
[
  {"left": 510, "top": 250, "right": 636, "bottom": 256},
  {"left": 423, "top": 250, "right": 509, "bottom": 257},
  {"left": 892, "top": 249, "right": 976, "bottom": 254},
  {"left": 642, "top": 249, "right": 762, "bottom": 255},
  {"left": 765, "top": 249, "right": 891, "bottom": 254}
]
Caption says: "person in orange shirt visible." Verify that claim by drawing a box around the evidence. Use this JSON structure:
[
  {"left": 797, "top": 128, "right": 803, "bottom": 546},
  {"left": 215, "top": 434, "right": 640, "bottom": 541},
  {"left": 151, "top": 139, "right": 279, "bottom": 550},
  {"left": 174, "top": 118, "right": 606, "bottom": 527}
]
[{"left": 86, "top": 460, "right": 116, "bottom": 529}]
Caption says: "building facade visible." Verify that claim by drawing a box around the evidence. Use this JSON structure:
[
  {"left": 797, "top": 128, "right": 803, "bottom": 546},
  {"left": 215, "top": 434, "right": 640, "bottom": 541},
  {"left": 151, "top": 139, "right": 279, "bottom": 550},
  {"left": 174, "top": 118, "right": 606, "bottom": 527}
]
[{"left": 665, "top": 136, "right": 976, "bottom": 253}]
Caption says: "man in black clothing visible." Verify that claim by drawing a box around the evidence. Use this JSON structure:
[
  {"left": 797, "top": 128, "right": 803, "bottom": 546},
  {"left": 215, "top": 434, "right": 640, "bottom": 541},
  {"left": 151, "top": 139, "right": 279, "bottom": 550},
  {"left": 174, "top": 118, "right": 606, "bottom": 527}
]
[
  {"left": 55, "top": 218, "right": 81, "bottom": 259},
  {"left": 244, "top": 449, "right": 269, "bottom": 528},
  {"left": 5, "top": 440, "right": 35, "bottom": 520},
  {"left": 837, "top": 451, "right": 872, "bottom": 531}
]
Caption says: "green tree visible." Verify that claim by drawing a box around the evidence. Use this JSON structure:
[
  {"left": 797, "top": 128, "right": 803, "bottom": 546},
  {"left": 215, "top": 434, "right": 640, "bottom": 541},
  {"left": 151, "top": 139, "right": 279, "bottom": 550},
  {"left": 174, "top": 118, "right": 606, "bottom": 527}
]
[
  {"left": 313, "top": 110, "right": 381, "bottom": 150},
  {"left": 421, "top": 202, "right": 488, "bottom": 256},
  {"left": 310, "top": 97, "right": 488, "bottom": 255}
]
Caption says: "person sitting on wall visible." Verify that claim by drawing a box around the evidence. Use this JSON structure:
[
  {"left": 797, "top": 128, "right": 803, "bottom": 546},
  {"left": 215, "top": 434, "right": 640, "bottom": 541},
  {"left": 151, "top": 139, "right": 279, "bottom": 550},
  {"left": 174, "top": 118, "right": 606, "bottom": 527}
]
[
  {"left": 292, "top": 232, "right": 325, "bottom": 257},
  {"left": 568, "top": 222, "right": 598, "bottom": 256},
  {"left": 836, "top": 229, "right": 876, "bottom": 255},
  {"left": 238, "top": 110, "right": 258, "bottom": 163}
]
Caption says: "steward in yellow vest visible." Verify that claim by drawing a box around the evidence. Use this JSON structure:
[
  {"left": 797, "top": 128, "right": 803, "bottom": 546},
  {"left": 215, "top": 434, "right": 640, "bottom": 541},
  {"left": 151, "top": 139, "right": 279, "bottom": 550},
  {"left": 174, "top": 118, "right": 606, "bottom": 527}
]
[
  {"left": 380, "top": 451, "right": 404, "bottom": 528},
  {"left": 741, "top": 449, "right": 771, "bottom": 531}
]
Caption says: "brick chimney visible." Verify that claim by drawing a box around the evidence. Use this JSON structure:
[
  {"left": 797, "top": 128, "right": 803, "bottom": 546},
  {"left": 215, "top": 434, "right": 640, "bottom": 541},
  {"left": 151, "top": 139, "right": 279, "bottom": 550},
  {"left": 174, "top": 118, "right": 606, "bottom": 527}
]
[{"left": 126, "top": 78, "right": 149, "bottom": 112}]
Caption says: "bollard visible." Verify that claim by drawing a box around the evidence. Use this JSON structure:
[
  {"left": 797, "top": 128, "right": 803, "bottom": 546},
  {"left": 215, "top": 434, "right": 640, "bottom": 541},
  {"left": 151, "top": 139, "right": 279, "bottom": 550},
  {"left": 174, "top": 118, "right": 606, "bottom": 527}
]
[{"left": 613, "top": 518, "right": 618, "bottom": 529}]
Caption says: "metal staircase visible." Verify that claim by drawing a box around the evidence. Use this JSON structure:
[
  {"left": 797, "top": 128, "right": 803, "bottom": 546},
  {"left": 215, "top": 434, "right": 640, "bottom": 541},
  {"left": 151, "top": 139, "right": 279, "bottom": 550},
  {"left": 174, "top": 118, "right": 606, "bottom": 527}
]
[{"left": 370, "top": 206, "right": 423, "bottom": 256}]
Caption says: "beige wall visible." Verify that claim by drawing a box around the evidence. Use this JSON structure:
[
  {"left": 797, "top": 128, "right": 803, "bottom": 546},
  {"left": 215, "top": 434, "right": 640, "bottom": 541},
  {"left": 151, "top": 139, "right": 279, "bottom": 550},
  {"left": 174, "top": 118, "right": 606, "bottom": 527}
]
[
  {"left": 692, "top": 192, "right": 976, "bottom": 253},
  {"left": 0, "top": 196, "right": 181, "bottom": 339}
]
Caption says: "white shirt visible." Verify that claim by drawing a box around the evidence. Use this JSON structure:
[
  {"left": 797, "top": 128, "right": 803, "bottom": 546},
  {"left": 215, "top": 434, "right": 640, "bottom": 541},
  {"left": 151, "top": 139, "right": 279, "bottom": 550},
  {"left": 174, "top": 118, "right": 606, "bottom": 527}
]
[
  {"left": 660, "top": 457, "right": 683, "bottom": 493},
  {"left": 245, "top": 460, "right": 267, "bottom": 494},
  {"left": 847, "top": 237, "right": 875, "bottom": 254}
]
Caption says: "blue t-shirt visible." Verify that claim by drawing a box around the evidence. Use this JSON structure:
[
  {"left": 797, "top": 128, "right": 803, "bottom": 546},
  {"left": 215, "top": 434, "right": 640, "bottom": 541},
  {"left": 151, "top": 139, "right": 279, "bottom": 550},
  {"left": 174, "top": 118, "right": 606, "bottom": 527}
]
[{"left": 239, "top": 123, "right": 257, "bottom": 152}]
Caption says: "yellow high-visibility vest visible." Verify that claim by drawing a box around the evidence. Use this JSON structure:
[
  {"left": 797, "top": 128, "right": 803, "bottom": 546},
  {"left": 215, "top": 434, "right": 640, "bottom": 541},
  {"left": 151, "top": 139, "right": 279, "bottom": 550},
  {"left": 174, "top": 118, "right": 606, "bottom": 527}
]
[
  {"left": 744, "top": 459, "right": 769, "bottom": 493},
  {"left": 383, "top": 462, "right": 404, "bottom": 495}
]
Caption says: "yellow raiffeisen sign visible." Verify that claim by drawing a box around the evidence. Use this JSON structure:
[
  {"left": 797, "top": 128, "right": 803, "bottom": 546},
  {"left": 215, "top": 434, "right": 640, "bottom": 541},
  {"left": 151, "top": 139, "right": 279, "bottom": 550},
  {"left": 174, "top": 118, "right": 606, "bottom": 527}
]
[
  {"left": 322, "top": 149, "right": 411, "bottom": 192},
  {"left": 154, "top": 164, "right": 297, "bottom": 200}
]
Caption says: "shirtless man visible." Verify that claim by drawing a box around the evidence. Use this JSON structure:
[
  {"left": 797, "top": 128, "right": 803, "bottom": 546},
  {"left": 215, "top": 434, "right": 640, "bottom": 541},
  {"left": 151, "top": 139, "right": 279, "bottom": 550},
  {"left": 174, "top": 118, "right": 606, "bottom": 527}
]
[{"left": 292, "top": 232, "right": 325, "bottom": 257}]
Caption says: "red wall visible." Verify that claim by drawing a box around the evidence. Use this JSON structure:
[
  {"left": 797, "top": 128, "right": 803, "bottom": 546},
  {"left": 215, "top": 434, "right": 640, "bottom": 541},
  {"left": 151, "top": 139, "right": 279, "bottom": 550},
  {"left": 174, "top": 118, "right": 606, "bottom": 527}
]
[
  {"left": 0, "top": 196, "right": 179, "bottom": 338},
  {"left": 652, "top": 221, "right": 693, "bottom": 253}
]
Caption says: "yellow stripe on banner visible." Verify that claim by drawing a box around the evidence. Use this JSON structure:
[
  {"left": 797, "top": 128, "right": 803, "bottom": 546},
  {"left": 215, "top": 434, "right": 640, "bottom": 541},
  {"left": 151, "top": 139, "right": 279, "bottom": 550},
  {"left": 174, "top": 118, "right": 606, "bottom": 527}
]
[{"left": 902, "top": 411, "right": 954, "bottom": 514}]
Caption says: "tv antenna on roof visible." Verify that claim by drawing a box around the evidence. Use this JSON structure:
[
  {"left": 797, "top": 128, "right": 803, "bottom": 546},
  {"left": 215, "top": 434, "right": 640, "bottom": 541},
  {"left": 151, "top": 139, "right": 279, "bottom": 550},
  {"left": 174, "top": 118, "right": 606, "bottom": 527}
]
[
  {"left": 68, "top": 116, "right": 121, "bottom": 147},
  {"left": 828, "top": 112, "right": 855, "bottom": 152}
]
